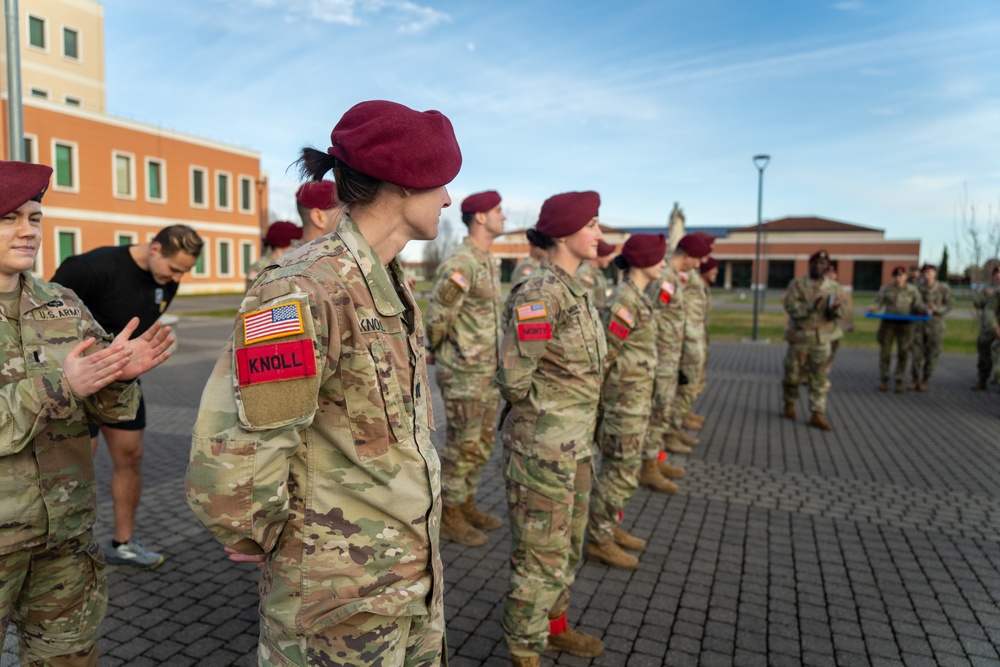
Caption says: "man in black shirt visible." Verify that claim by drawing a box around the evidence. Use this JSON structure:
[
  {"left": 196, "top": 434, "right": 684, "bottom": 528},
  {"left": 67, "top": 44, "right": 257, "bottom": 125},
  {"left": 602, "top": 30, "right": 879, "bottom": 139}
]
[{"left": 51, "top": 225, "right": 203, "bottom": 569}]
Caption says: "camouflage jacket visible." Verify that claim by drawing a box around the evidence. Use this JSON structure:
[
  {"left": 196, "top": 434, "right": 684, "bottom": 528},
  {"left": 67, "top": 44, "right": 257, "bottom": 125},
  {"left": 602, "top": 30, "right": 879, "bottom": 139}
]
[
  {"left": 495, "top": 259, "right": 606, "bottom": 462},
  {"left": 682, "top": 269, "right": 708, "bottom": 342},
  {"left": 425, "top": 238, "right": 501, "bottom": 386},
  {"left": 576, "top": 261, "right": 609, "bottom": 310},
  {"left": 919, "top": 281, "right": 954, "bottom": 323},
  {"left": 973, "top": 286, "right": 1000, "bottom": 335},
  {"left": 783, "top": 275, "right": 844, "bottom": 345},
  {"left": 644, "top": 263, "right": 687, "bottom": 361},
  {"left": 600, "top": 279, "right": 656, "bottom": 435},
  {"left": 187, "top": 215, "right": 442, "bottom": 634},
  {"left": 873, "top": 282, "right": 926, "bottom": 316},
  {"left": 511, "top": 257, "right": 540, "bottom": 287},
  {"left": 1, "top": 273, "right": 139, "bottom": 554}
]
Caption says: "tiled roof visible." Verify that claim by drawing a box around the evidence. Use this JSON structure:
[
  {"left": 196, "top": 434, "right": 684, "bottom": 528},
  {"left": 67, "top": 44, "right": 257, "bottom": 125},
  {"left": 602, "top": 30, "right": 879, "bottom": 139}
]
[{"left": 729, "top": 216, "right": 883, "bottom": 233}]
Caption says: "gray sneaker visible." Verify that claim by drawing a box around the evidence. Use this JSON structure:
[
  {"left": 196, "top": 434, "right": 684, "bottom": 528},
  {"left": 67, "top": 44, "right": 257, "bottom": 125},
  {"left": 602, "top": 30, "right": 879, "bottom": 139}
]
[{"left": 105, "top": 539, "right": 164, "bottom": 570}]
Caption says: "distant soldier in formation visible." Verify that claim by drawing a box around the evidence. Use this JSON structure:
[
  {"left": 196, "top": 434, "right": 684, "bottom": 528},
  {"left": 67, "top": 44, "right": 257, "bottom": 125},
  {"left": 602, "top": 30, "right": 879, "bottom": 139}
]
[
  {"left": 695, "top": 256, "right": 720, "bottom": 401},
  {"left": 909, "top": 263, "right": 954, "bottom": 392},
  {"left": 511, "top": 241, "right": 545, "bottom": 287},
  {"left": 673, "top": 234, "right": 714, "bottom": 433},
  {"left": 497, "top": 191, "right": 606, "bottom": 665},
  {"left": 426, "top": 190, "right": 505, "bottom": 547},
  {"left": 870, "top": 265, "right": 926, "bottom": 393},
  {"left": 642, "top": 234, "right": 711, "bottom": 475},
  {"left": 588, "top": 233, "right": 672, "bottom": 571},
  {"left": 244, "top": 221, "right": 302, "bottom": 290},
  {"left": 576, "top": 239, "right": 615, "bottom": 309},
  {"left": 972, "top": 267, "right": 1000, "bottom": 391},
  {"left": 294, "top": 179, "right": 343, "bottom": 245},
  {"left": 781, "top": 250, "right": 844, "bottom": 431}
]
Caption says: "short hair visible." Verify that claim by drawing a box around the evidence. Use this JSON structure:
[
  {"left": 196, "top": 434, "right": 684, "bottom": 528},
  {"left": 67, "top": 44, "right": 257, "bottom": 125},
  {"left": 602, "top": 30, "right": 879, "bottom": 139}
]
[
  {"left": 461, "top": 211, "right": 476, "bottom": 227},
  {"left": 153, "top": 225, "right": 203, "bottom": 258}
]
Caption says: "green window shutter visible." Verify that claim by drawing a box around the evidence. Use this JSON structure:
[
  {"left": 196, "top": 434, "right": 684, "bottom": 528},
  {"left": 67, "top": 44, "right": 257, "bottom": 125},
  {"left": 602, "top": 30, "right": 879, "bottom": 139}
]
[
  {"left": 58, "top": 232, "right": 75, "bottom": 263},
  {"left": 55, "top": 144, "right": 74, "bottom": 187}
]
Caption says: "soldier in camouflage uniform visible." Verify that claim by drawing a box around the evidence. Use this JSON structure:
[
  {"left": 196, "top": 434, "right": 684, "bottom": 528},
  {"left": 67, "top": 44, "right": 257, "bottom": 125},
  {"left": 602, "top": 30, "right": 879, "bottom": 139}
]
[
  {"left": 697, "top": 256, "right": 720, "bottom": 393},
  {"left": 0, "top": 161, "right": 172, "bottom": 667},
  {"left": 781, "top": 250, "right": 844, "bottom": 431},
  {"left": 871, "top": 266, "right": 927, "bottom": 393},
  {"left": 587, "top": 234, "right": 670, "bottom": 572},
  {"left": 512, "top": 243, "right": 545, "bottom": 287},
  {"left": 186, "top": 101, "right": 461, "bottom": 666},
  {"left": 642, "top": 234, "right": 711, "bottom": 481},
  {"left": 496, "top": 192, "right": 606, "bottom": 666},
  {"left": 244, "top": 221, "right": 302, "bottom": 290},
  {"left": 972, "top": 267, "right": 1000, "bottom": 391},
  {"left": 674, "top": 242, "right": 713, "bottom": 432},
  {"left": 575, "top": 239, "right": 614, "bottom": 309},
  {"left": 426, "top": 190, "right": 505, "bottom": 547},
  {"left": 909, "top": 264, "right": 954, "bottom": 391}
]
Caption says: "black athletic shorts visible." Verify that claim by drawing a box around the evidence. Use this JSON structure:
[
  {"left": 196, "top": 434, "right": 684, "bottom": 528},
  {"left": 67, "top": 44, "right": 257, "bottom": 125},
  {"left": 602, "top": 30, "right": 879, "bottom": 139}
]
[{"left": 88, "top": 393, "right": 146, "bottom": 437}]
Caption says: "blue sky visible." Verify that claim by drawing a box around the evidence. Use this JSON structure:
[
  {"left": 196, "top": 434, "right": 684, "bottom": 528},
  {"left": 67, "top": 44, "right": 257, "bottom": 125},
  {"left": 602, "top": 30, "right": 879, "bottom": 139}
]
[{"left": 102, "top": 0, "right": 1000, "bottom": 266}]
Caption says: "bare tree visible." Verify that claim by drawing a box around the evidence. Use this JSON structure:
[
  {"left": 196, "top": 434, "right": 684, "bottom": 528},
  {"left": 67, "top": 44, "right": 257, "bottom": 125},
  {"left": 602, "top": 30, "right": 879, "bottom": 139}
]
[
  {"left": 952, "top": 184, "right": 1000, "bottom": 284},
  {"left": 423, "top": 217, "right": 460, "bottom": 280}
]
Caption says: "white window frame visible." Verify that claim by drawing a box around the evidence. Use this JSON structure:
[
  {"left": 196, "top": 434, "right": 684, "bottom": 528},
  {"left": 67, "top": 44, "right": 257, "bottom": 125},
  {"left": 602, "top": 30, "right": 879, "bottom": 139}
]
[
  {"left": 192, "top": 241, "right": 210, "bottom": 278},
  {"left": 216, "top": 238, "right": 235, "bottom": 278},
  {"left": 23, "top": 133, "right": 38, "bottom": 163},
  {"left": 64, "top": 96, "right": 81, "bottom": 107},
  {"left": 29, "top": 87, "right": 49, "bottom": 100},
  {"left": 26, "top": 14, "right": 48, "bottom": 53},
  {"left": 51, "top": 139, "right": 80, "bottom": 193},
  {"left": 145, "top": 157, "right": 167, "bottom": 204},
  {"left": 53, "top": 226, "right": 82, "bottom": 267},
  {"left": 215, "top": 170, "right": 232, "bottom": 211},
  {"left": 60, "top": 24, "right": 81, "bottom": 62},
  {"left": 115, "top": 232, "right": 138, "bottom": 246},
  {"left": 112, "top": 150, "right": 136, "bottom": 200},
  {"left": 145, "top": 232, "right": 157, "bottom": 243},
  {"left": 237, "top": 175, "right": 255, "bottom": 214},
  {"left": 239, "top": 240, "right": 255, "bottom": 278},
  {"left": 189, "top": 165, "right": 208, "bottom": 209}
]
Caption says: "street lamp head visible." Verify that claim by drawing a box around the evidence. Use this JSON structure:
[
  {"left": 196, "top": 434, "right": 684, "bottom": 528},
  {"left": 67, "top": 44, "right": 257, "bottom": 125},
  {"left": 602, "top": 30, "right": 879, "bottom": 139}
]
[{"left": 753, "top": 154, "right": 770, "bottom": 171}]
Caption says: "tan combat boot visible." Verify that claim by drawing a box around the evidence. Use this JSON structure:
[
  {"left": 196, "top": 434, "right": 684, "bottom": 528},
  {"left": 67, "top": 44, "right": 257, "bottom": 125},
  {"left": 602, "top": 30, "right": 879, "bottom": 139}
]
[
  {"left": 681, "top": 413, "right": 703, "bottom": 430},
  {"left": 587, "top": 540, "right": 639, "bottom": 569},
  {"left": 783, "top": 402, "right": 796, "bottom": 420},
  {"left": 546, "top": 615, "right": 604, "bottom": 658},
  {"left": 639, "top": 460, "right": 679, "bottom": 494},
  {"left": 907, "top": 379, "right": 918, "bottom": 392},
  {"left": 895, "top": 382, "right": 905, "bottom": 394},
  {"left": 676, "top": 430, "right": 700, "bottom": 447},
  {"left": 808, "top": 412, "right": 833, "bottom": 431},
  {"left": 657, "top": 455, "right": 686, "bottom": 479},
  {"left": 919, "top": 376, "right": 929, "bottom": 392},
  {"left": 441, "top": 504, "right": 487, "bottom": 547},
  {"left": 687, "top": 412, "right": 706, "bottom": 423},
  {"left": 510, "top": 654, "right": 540, "bottom": 667},
  {"left": 662, "top": 436, "right": 693, "bottom": 456},
  {"left": 612, "top": 526, "right": 646, "bottom": 552},
  {"left": 462, "top": 496, "right": 503, "bottom": 531},
  {"left": 878, "top": 381, "right": 888, "bottom": 392}
]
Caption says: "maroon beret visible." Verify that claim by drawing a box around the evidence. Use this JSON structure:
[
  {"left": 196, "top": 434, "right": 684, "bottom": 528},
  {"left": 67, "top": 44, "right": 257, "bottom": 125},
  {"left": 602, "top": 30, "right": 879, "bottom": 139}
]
[
  {"left": 265, "top": 221, "right": 303, "bottom": 248},
  {"left": 676, "top": 233, "right": 712, "bottom": 258},
  {"left": 621, "top": 233, "right": 666, "bottom": 269},
  {"left": 993, "top": 266, "right": 1000, "bottom": 276},
  {"left": 809, "top": 249, "right": 830, "bottom": 263},
  {"left": 693, "top": 231, "right": 716, "bottom": 244},
  {"left": 700, "top": 257, "right": 721, "bottom": 273},
  {"left": 0, "top": 161, "right": 52, "bottom": 217},
  {"left": 461, "top": 190, "right": 501, "bottom": 214},
  {"left": 596, "top": 240, "right": 616, "bottom": 257},
  {"left": 296, "top": 180, "right": 338, "bottom": 210},
  {"left": 326, "top": 100, "right": 461, "bottom": 189},
  {"left": 920, "top": 263, "right": 936, "bottom": 272},
  {"left": 536, "top": 191, "right": 600, "bottom": 238},
  {"left": 892, "top": 265, "right": 907, "bottom": 277}
]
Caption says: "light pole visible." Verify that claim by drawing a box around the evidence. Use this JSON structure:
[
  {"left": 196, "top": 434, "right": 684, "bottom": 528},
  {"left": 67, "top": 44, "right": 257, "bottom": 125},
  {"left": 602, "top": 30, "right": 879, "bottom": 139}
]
[{"left": 751, "top": 154, "right": 770, "bottom": 340}]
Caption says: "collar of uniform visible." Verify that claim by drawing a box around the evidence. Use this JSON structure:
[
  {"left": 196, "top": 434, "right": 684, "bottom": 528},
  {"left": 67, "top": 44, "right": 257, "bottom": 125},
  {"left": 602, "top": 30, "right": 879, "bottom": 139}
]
[
  {"left": 624, "top": 278, "right": 652, "bottom": 309},
  {"left": 337, "top": 214, "right": 405, "bottom": 317},
  {"left": 19, "top": 273, "right": 65, "bottom": 313},
  {"left": 540, "top": 258, "right": 587, "bottom": 297}
]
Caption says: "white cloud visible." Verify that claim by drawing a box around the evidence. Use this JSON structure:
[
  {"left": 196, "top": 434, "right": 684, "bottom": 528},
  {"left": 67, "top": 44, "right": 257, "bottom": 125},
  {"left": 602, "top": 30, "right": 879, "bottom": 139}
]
[{"left": 230, "top": 0, "right": 451, "bottom": 33}]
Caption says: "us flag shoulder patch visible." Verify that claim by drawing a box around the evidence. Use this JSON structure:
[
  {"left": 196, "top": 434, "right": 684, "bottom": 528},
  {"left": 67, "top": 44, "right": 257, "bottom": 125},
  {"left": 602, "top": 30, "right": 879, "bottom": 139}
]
[
  {"left": 659, "top": 281, "right": 675, "bottom": 305},
  {"left": 449, "top": 271, "right": 470, "bottom": 290},
  {"left": 243, "top": 302, "right": 304, "bottom": 345},
  {"left": 517, "top": 302, "right": 547, "bottom": 321},
  {"left": 615, "top": 306, "right": 635, "bottom": 327}
]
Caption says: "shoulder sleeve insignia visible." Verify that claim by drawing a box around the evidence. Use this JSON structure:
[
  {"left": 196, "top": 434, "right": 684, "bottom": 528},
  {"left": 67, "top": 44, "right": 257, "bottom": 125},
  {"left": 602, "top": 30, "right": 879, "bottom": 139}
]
[
  {"left": 243, "top": 302, "right": 304, "bottom": 345},
  {"left": 659, "top": 281, "right": 675, "bottom": 305},
  {"left": 521, "top": 266, "right": 533, "bottom": 276},
  {"left": 517, "top": 322, "right": 552, "bottom": 341},
  {"left": 615, "top": 306, "right": 635, "bottom": 327},
  {"left": 236, "top": 339, "right": 317, "bottom": 386},
  {"left": 679, "top": 271, "right": 689, "bottom": 285},
  {"left": 582, "top": 274, "right": 595, "bottom": 285},
  {"left": 516, "top": 302, "right": 547, "bottom": 321},
  {"left": 609, "top": 321, "right": 630, "bottom": 340},
  {"left": 449, "top": 271, "right": 470, "bottom": 290}
]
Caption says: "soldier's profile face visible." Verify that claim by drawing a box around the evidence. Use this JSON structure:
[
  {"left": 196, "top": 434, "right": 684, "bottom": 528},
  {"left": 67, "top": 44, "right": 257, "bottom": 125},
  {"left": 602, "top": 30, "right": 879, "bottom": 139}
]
[
  {"left": 402, "top": 185, "right": 452, "bottom": 243},
  {"left": 0, "top": 200, "right": 42, "bottom": 280},
  {"left": 564, "top": 217, "right": 602, "bottom": 261}
]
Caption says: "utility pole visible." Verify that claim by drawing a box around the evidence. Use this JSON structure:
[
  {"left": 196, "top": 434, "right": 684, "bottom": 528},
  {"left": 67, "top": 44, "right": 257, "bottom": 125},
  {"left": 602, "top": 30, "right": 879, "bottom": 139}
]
[{"left": 5, "top": 0, "right": 25, "bottom": 160}]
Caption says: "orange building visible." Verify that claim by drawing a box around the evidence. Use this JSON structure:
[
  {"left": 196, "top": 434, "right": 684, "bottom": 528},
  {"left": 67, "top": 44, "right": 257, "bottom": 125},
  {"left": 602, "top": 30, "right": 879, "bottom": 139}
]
[{"left": 1, "top": 0, "right": 267, "bottom": 293}]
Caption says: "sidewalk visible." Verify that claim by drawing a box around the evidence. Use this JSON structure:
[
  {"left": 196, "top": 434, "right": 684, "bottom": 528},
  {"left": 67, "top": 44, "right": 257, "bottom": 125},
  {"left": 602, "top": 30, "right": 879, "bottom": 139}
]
[{"left": 4, "top": 316, "right": 999, "bottom": 665}]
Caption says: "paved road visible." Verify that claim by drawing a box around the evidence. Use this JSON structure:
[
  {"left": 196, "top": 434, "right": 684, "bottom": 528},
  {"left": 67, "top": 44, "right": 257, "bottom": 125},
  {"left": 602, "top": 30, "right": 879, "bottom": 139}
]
[{"left": 4, "top": 314, "right": 999, "bottom": 666}]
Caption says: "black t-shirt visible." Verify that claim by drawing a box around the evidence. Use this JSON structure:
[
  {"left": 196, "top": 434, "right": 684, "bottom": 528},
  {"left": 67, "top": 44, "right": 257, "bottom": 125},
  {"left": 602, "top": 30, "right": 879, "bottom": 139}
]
[{"left": 50, "top": 246, "right": 178, "bottom": 337}]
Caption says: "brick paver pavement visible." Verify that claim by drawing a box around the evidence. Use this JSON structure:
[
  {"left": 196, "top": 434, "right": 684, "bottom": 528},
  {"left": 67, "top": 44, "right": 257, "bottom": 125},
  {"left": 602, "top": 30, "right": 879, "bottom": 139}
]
[{"left": 4, "top": 315, "right": 999, "bottom": 666}]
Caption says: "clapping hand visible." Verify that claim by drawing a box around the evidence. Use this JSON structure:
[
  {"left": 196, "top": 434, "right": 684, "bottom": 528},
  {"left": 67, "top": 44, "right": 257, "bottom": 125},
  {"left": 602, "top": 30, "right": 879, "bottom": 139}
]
[{"left": 117, "top": 318, "right": 174, "bottom": 380}]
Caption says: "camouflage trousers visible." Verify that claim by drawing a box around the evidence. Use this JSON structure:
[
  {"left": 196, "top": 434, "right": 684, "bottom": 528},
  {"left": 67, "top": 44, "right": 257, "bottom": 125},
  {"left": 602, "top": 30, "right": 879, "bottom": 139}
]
[
  {"left": 782, "top": 342, "right": 833, "bottom": 415},
  {"left": 0, "top": 531, "right": 106, "bottom": 667},
  {"left": 503, "top": 450, "right": 591, "bottom": 657},
  {"left": 439, "top": 378, "right": 500, "bottom": 507},
  {"left": 911, "top": 320, "right": 945, "bottom": 381},
  {"left": 674, "top": 335, "right": 707, "bottom": 425},
  {"left": 877, "top": 322, "right": 915, "bottom": 384},
  {"left": 259, "top": 608, "right": 445, "bottom": 666},
  {"left": 645, "top": 346, "right": 682, "bottom": 460},
  {"left": 588, "top": 430, "right": 644, "bottom": 545},
  {"left": 976, "top": 332, "right": 996, "bottom": 383}
]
